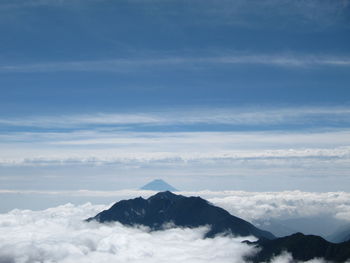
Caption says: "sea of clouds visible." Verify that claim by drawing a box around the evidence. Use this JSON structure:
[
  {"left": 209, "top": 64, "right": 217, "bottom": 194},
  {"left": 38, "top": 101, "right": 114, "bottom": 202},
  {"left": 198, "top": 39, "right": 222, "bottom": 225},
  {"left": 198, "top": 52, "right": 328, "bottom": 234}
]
[
  {"left": 204, "top": 191, "right": 350, "bottom": 222},
  {"left": 2, "top": 189, "right": 350, "bottom": 263},
  {"left": 3, "top": 189, "right": 348, "bottom": 222},
  {"left": 0, "top": 202, "right": 258, "bottom": 263}
]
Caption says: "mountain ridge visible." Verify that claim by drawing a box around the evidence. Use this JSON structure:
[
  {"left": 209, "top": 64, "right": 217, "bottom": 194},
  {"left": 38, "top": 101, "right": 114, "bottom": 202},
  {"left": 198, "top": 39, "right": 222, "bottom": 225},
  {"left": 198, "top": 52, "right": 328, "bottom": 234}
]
[{"left": 246, "top": 232, "right": 350, "bottom": 262}]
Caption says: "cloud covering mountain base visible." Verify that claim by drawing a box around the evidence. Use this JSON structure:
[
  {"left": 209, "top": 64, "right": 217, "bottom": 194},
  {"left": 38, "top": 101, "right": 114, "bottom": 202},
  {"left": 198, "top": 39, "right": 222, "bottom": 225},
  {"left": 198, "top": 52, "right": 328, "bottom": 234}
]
[
  {"left": 0, "top": 203, "right": 257, "bottom": 263},
  {"left": 0, "top": 202, "right": 334, "bottom": 263}
]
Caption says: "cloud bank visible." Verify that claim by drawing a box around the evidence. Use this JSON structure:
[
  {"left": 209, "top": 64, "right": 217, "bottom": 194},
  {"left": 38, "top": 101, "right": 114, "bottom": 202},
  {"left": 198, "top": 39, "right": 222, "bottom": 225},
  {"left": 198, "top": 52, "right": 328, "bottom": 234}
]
[
  {"left": 1, "top": 190, "right": 350, "bottom": 223},
  {"left": 0, "top": 203, "right": 257, "bottom": 263},
  {"left": 1, "top": 107, "right": 349, "bottom": 191},
  {"left": 0, "top": 202, "right": 334, "bottom": 263},
  {"left": 1, "top": 107, "right": 349, "bottom": 171},
  {"left": 206, "top": 191, "right": 350, "bottom": 222}
]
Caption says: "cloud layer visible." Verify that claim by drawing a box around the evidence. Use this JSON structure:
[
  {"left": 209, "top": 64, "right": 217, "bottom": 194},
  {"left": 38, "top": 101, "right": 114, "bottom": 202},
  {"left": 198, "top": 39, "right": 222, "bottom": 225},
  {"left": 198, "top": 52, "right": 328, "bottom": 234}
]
[
  {"left": 1, "top": 128, "right": 350, "bottom": 191},
  {"left": 0, "top": 201, "right": 337, "bottom": 263},
  {"left": 206, "top": 191, "right": 350, "bottom": 222},
  {"left": 1, "top": 107, "right": 349, "bottom": 191},
  {"left": 0, "top": 203, "right": 258, "bottom": 263},
  {"left": 1, "top": 190, "right": 350, "bottom": 223}
]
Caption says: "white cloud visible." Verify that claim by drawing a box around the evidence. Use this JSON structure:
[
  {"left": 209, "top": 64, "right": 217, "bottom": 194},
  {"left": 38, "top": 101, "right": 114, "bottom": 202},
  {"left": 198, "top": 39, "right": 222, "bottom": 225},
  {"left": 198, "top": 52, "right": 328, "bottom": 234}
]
[
  {"left": 269, "top": 251, "right": 294, "bottom": 263},
  {"left": 1, "top": 190, "right": 349, "bottom": 223},
  {"left": 0, "top": 108, "right": 349, "bottom": 191},
  {"left": 0, "top": 54, "right": 350, "bottom": 73},
  {"left": 0, "top": 200, "right": 336, "bottom": 262},
  {"left": 0, "top": 107, "right": 349, "bottom": 129},
  {"left": 269, "top": 251, "right": 328, "bottom": 263},
  {"left": 1, "top": 128, "right": 350, "bottom": 168},
  {"left": 205, "top": 191, "right": 350, "bottom": 222},
  {"left": 0, "top": 203, "right": 257, "bottom": 263},
  {"left": 0, "top": 146, "right": 349, "bottom": 167},
  {"left": 1, "top": 124, "right": 350, "bottom": 191}
]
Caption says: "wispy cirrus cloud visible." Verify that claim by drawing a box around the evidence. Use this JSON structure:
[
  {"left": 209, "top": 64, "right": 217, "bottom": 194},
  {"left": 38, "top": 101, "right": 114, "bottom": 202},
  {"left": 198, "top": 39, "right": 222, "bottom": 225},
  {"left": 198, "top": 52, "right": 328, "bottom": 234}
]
[
  {"left": 1, "top": 54, "right": 350, "bottom": 73},
  {"left": 1, "top": 129, "right": 350, "bottom": 180},
  {"left": 0, "top": 107, "right": 350, "bottom": 175},
  {"left": 1, "top": 0, "right": 348, "bottom": 29},
  {"left": 1, "top": 107, "right": 350, "bottom": 191},
  {"left": 1, "top": 106, "right": 350, "bottom": 129},
  {"left": 0, "top": 146, "right": 349, "bottom": 167},
  {"left": 0, "top": 0, "right": 101, "bottom": 10}
]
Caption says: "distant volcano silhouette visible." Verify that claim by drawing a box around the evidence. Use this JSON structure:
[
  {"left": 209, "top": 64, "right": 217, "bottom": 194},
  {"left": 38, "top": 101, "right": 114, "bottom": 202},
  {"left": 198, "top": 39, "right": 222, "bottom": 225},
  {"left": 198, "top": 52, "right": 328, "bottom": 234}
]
[{"left": 140, "top": 179, "right": 178, "bottom": 191}]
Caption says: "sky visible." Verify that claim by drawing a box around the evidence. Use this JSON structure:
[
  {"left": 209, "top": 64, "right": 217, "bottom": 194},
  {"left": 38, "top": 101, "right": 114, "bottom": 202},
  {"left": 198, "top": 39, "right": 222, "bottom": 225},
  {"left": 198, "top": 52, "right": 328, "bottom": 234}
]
[{"left": 0, "top": 0, "right": 350, "bottom": 199}]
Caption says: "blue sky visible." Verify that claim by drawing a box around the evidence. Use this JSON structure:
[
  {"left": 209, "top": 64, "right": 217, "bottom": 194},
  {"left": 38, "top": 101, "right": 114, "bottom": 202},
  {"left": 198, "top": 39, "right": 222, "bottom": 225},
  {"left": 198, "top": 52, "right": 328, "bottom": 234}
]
[{"left": 0, "top": 0, "right": 350, "bottom": 195}]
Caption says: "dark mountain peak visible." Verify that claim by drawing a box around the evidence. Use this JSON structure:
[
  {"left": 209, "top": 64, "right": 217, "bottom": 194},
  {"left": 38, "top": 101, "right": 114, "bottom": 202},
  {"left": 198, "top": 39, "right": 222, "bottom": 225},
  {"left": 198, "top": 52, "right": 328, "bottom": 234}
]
[
  {"left": 247, "top": 232, "right": 350, "bottom": 262},
  {"left": 140, "top": 179, "right": 178, "bottom": 191},
  {"left": 290, "top": 232, "right": 305, "bottom": 238},
  {"left": 278, "top": 232, "right": 329, "bottom": 243},
  {"left": 147, "top": 191, "right": 183, "bottom": 201},
  {"left": 87, "top": 191, "right": 274, "bottom": 240}
]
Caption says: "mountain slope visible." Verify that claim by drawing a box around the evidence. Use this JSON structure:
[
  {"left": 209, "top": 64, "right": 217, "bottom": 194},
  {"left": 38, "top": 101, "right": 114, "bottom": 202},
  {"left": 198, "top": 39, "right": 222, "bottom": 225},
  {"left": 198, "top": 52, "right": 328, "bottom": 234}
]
[
  {"left": 253, "top": 218, "right": 298, "bottom": 237},
  {"left": 87, "top": 191, "right": 274, "bottom": 239},
  {"left": 246, "top": 232, "right": 350, "bottom": 262},
  {"left": 328, "top": 224, "right": 350, "bottom": 243},
  {"left": 254, "top": 215, "right": 346, "bottom": 238}
]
